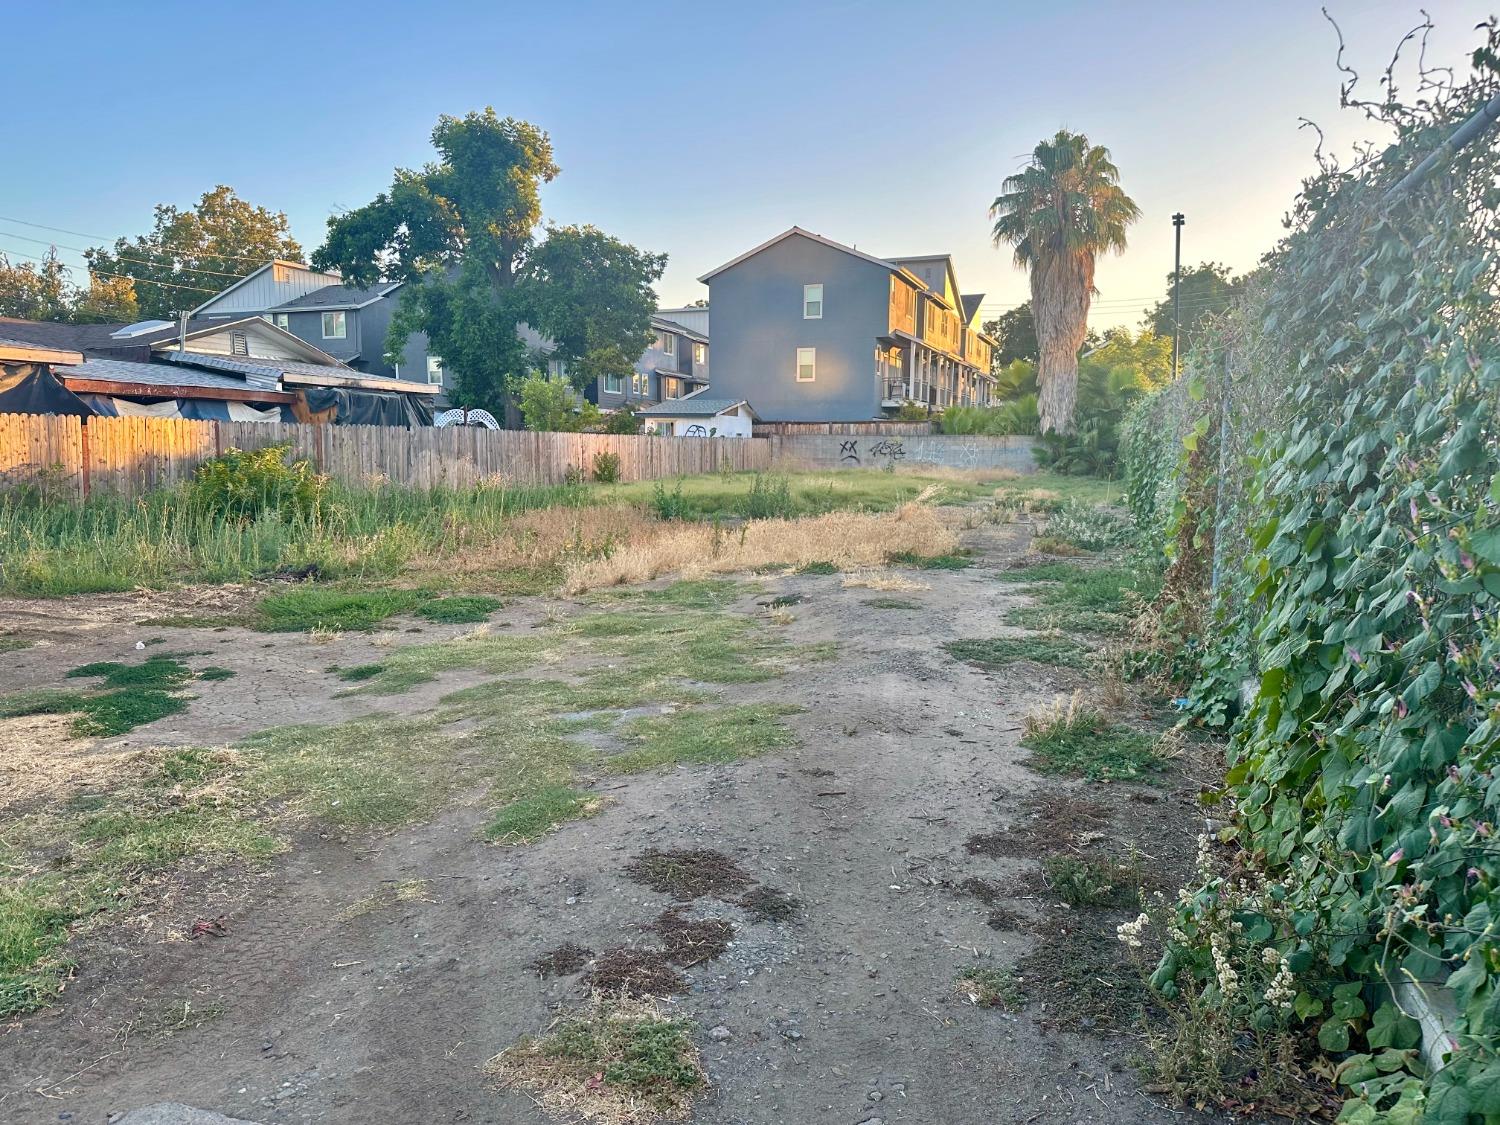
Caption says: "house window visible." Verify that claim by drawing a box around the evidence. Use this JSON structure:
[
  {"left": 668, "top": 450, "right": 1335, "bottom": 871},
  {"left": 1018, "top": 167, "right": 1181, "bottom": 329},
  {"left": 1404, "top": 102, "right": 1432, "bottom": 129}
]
[
  {"left": 426, "top": 355, "right": 445, "bottom": 384},
  {"left": 632, "top": 372, "right": 648, "bottom": 396},
  {"left": 803, "top": 283, "right": 823, "bottom": 319},
  {"left": 321, "top": 311, "right": 346, "bottom": 339},
  {"left": 547, "top": 357, "right": 568, "bottom": 380},
  {"left": 796, "top": 347, "right": 816, "bottom": 382},
  {"left": 693, "top": 342, "right": 707, "bottom": 366},
  {"left": 273, "top": 313, "right": 290, "bottom": 331},
  {"left": 230, "top": 331, "right": 249, "bottom": 356},
  {"left": 658, "top": 333, "right": 676, "bottom": 356},
  {"left": 604, "top": 373, "right": 625, "bottom": 394}
]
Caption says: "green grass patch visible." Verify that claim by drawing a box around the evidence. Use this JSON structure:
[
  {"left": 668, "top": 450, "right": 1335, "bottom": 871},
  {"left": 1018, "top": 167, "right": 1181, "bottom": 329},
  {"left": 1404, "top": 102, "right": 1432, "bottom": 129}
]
[
  {"left": 1041, "top": 853, "right": 1142, "bottom": 908},
  {"left": 489, "top": 996, "right": 704, "bottom": 1118},
  {"left": 414, "top": 595, "right": 504, "bottom": 624},
  {"left": 888, "top": 551, "right": 972, "bottom": 570},
  {"left": 607, "top": 703, "right": 800, "bottom": 774},
  {"left": 865, "top": 597, "right": 921, "bottom": 610},
  {"left": 992, "top": 474, "right": 1119, "bottom": 509},
  {"left": 334, "top": 632, "right": 551, "bottom": 694},
  {"left": 1000, "top": 563, "right": 1160, "bottom": 636},
  {"left": 67, "top": 655, "right": 191, "bottom": 690},
  {"left": 1021, "top": 706, "right": 1164, "bottom": 783},
  {"left": 0, "top": 635, "right": 32, "bottom": 653},
  {"left": 0, "top": 681, "right": 188, "bottom": 737},
  {"left": 797, "top": 561, "right": 838, "bottom": 576},
  {"left": 0, "top": 688, "right": 89, "bottom": 719},
  {"left": 197, "top": 666, "right": 235, "bottom": 681},
  {"left": 255, "top": 586, "right": 424, "bottom": 632},
  {"left": 487, "top": 785, "right": 601, "bottom": 843},
  {"left": 335, "top": 662, "right": 387, "bottom": 682},
  {"left": 945, "top": 634, "right": 1092, "bottom": 670}
]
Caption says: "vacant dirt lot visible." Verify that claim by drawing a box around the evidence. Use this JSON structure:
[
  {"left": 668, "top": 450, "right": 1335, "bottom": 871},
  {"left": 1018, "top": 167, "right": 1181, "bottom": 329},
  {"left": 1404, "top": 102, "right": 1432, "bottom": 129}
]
[{"left": 0, "top": 513, "right": 1216, "bottom": 1124}]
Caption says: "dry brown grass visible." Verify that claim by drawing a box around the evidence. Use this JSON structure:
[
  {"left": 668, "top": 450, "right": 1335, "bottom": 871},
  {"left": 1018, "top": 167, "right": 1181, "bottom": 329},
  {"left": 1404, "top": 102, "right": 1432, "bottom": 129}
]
[
  {"left": 839, "top": 570, "right": 930, "bottom": 592},
  {"left": 440, "top": 506, "right": 657, "bottom": 578},
  {"left": 0, "top": 714, "right": 135, "bottom": 812},
  {"left": 562, "top": 504, "right": 958, "bottom": 594},
  {"left": 338, "top": 878, "right": 433, "bottom": 922}
]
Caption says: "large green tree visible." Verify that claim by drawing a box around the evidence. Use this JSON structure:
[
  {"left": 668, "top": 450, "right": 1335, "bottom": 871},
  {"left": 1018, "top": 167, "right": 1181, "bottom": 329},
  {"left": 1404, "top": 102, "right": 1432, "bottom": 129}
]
[
  {"left": 990, "top": 131, "right": 1139, "bottom": 434},
  {"left": 314, "top": 109, "right": 665, "bottom": 413},
  {"left": 982, "top": 301, "right": 1039, "bottom": 367},
  {"left": 86, "top": 186, "right": 303, "bottom": 319},
  {"left": 0, "top": 248, "right": 138, "bottom": 323},
  {"left": 1143, "top": 261, "right": 1243, "bottom": 354}
]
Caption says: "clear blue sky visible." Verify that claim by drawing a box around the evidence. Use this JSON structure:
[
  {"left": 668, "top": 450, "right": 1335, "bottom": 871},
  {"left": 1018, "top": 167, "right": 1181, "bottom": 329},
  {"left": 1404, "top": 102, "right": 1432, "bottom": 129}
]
[{"left": 4, "top": 0, "right": 1491, "bottom": 327}]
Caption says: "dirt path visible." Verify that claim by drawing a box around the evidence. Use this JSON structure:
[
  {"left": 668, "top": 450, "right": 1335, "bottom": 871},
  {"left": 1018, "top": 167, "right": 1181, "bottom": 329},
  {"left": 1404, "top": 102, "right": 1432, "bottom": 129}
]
[{"left": 1, "top": 517, "right": 1214, "bottom": 1125}]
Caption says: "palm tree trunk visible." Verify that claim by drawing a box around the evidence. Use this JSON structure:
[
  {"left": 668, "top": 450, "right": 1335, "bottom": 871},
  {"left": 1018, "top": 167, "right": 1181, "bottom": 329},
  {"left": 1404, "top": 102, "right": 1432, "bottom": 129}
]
[{"left": 1031, "top": 253, "right": 1092, "bottom": 435}]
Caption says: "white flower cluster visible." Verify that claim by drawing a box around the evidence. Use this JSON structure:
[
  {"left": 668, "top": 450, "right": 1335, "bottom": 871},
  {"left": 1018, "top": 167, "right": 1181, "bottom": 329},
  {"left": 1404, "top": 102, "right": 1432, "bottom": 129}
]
[
  {"left": 1210, "top": 932, "right": 1239, "bottom": 997},
  {"left": 1262, "top": 948, "right": 1296, "bottom": 1010},
  {"left": 1117, "top": 912, "right": 1151, "bottom": 949}
]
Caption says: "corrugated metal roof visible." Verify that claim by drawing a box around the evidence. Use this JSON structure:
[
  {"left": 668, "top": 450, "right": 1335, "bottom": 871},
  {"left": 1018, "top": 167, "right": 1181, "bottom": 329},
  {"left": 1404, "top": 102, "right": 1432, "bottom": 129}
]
[
  {"left": 156, "top": 352, "right": 285, "bottom": 389},
  {"left": 55, "top": 357, "right": 264, "bottom": 393}
]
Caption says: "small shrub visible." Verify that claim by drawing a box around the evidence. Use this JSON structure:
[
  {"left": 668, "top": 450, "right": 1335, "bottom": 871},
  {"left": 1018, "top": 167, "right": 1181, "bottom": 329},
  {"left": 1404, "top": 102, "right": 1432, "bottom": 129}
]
[
  {"left": 189, "top": 445, "right": 327, "bottom": 522},
  {"left": 602, "top": 406, "right": 643, "bottom": 435},
  {"left": 740, "top": 474, "right": 795, "bottom": 520},
  {"left": 1042, "top": 501, "right": 1134, "bottom": 553},
  {"left": 650, "top": 479, "right": 689, "bottom": 521},
  {"left": 562, "top": 463, "right": 585, "bottom": 487},
  {"left": 1041, "top": 853, "right": 1140, "bottom": 908},
  {"left": 591, "top": 451, "right": 622, "bottom": 484}
]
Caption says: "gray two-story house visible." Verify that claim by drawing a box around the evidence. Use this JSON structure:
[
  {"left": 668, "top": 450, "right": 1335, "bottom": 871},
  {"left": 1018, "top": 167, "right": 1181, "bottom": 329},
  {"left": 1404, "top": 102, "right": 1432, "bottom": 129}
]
[
  {"left": 698, "top": 228, "right": 995, "bottom": 422},
  {"left": 575, "top": 315, "right": 709, "bottom": 411},
  {"left": 191, "top": 260, "right": 443, "bottom": 386}
]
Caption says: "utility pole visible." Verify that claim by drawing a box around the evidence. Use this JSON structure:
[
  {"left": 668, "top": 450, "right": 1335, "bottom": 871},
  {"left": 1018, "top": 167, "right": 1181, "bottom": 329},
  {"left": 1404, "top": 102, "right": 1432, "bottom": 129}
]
[{"left": 1171, "top": 212, "right": 1185, "bottom": 380}]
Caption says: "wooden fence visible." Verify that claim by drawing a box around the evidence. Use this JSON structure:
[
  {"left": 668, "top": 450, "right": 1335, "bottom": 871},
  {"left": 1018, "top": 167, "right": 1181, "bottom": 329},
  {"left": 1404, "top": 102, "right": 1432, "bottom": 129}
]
[{"left": 0, "top": 415, "right": 773, "bottom": 500}]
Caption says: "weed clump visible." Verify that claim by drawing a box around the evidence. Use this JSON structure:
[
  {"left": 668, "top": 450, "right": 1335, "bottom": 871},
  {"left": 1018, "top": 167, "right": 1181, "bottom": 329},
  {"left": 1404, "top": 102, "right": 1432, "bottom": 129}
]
[
  {"left": 488, "top": 995, "right": 704, "bottom": 1121},
  {"left": 415, "top": 595, "right": 504, "bottom": 624},
  {"left": 530, "top": 943, "right": 593, "bottom": 978},
  {"left": 888, "top": 550, "right": 972, "bottom": 570},
  {"left": 649, "top": 909, "right": 734, "bottom": 965},
  {"left": 740, "top": 474, "right": 795, "bottom": 520},
  {"left": 953, "top": 966, "right": 1023, "bottom": 1011},
  {"left": 624, "top": 849, "right": 755, "bottom": 901},
  {"left": 189, "top": 444, "right": 326, "bottom": 522},
  {"left": 736, "top": 886, "right": 800, "bottom": 923},
  {"left": 585, "top": 948, "right": 687, "bottom": 997},
  {"left": 67, "top": 655, "right": 191, "bottom": 690},
  {"left": 488, "top": 786, "right": 603, "bottom": 843},
  {"left": 945, "top": 634, "right": 1091, "bottom": 670},
  {"left": 256, "top": 587, "right": 422, "bottom": 632},
  {"left": 1021, "top": 695, "right": 1163, "bottom": 783},
  {"left": 1041, "top": 853, "right": 1141, "bottom": 908}
]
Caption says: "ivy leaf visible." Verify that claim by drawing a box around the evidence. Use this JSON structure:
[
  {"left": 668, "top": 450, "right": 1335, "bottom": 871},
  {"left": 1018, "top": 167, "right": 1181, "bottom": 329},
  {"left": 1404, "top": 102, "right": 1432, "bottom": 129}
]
[{"left": 1319, "top": 1018, "right": 1351, "bottom": 1052}]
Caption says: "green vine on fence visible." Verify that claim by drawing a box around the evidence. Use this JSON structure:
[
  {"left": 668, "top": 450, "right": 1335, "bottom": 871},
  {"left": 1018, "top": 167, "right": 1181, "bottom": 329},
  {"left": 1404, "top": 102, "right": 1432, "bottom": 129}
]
[{"left": 1126, "top": 20, "right": 1500, "bottom": 1122}]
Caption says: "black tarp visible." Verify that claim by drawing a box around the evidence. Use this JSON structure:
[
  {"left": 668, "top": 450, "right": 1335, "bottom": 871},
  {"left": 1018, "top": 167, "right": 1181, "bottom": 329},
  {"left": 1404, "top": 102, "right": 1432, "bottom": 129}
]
[
  {"left": 0, "top": 362, "right": 94, "bottom": 417},
  {"left": 303, "top": 386, "right": 435, "bottom": 427}
]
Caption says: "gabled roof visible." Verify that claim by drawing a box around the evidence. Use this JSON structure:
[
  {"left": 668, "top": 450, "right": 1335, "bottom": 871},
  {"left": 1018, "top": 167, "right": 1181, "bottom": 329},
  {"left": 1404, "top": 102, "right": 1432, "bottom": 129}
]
[
  {"left": 157, "top": 316, "right": 350, "bottom": 367},
  {"left": 271, "top": 282, "right": 403, "bottom": 312},
  {"left": 638, "top": 395, "right": 757, "bottom": 419},
  {"left": 188, "top": 259, "right": 342, "bottom": 316},
  {"left": 649, "top": 315, "right": 709, "bottom": 344},
  {"left": 961, "top": 294, "right": 985, "bottom": 322},
  {"left": 698, "top": 227, "right": 899, "bottom": 284}
]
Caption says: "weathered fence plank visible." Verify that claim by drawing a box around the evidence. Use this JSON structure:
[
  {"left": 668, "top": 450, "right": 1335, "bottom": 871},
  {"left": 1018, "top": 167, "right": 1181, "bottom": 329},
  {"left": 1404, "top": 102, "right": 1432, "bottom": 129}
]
[{"left": 0, "top": 415, "right": 776, "bottom": 500}]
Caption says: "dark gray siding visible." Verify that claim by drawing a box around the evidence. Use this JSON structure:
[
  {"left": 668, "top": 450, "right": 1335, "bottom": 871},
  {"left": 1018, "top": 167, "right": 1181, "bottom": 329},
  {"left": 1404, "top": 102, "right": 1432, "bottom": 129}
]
[{"left": 706, "top": 234, "right": 889, "bottom": 422}]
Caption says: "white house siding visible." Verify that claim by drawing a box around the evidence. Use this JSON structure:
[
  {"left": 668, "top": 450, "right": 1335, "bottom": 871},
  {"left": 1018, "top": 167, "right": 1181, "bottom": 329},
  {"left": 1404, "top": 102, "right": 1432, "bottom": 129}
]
[{"left": 195, "top": 263, "right": 343, "bottom": 317}]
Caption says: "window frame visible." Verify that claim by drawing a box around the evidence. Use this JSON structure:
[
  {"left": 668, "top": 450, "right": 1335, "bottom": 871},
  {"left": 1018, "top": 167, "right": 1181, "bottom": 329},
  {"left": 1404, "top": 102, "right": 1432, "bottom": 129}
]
[
  {"left": 321, "top": 311, "right": 346, "bottom": 339},
  {"left": 603, "top": 373, "right": 625, "bottom": 395},
  {"left": 659, "top": 332, "right": 676, "bottom": 357},
  {"left": 426, "top": 355, "right": 445, "bottom": 384},
  {"left": 272, "top": 312, "right": 290, "bottom": 331},
  {"left": 795, "top": 347, "right": 817, "bottom": 383},
  {"left": 803, "top": 283, "right": 823, "bottom": 320},
  {"left": 693, "top": 341, "right": 707, "bottom": 366}
]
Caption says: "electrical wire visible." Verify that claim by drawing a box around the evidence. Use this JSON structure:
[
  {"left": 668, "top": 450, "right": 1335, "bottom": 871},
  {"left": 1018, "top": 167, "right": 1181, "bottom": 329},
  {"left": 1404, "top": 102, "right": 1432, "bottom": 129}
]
[{"left": 0, "top": 244, "right": 222, "bottom": 295}]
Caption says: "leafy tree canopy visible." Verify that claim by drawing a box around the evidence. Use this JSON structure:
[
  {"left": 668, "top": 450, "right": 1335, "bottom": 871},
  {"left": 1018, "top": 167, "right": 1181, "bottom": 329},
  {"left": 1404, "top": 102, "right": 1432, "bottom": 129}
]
[
  {"left": 517, "top": 373, "right": 601, "bottom": 432},
  {"left": 982, "top": 302, "right": 1039, "bottom": 366},
  {"left": 1143, "top": 262, "right": 1243, "bottom": 353},
  {"left": 0, "top": 248, "right": 138, "bottom": 324},
  {"left": 314, "top": 109, "right": 665, "bottom": 414},
  {"left": 86, "top": 186, "right": 303, "bottom": 319}
]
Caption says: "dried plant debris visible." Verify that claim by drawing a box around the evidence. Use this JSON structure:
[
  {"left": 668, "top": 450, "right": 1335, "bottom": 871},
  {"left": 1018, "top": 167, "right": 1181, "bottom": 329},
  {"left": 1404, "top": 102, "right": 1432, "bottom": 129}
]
[
  {"left": 986, "top": 906, "right": 1029, "bottom": 931},
  {"left": 965, "top": 792, "right": 1112, "bottom": 858},
  {"left": 649, "top": 909, "right": 735, "bottom": 966},
  {"left": 624, "top": 848, "right": 755, "bottom": 901},
  {"left": 735, "top": 886, "right": 801, "bottom": 923},
  {"left": 585, "top": 948, "right": 688, "bottom": 998},
  {"left": 488, "top": 994, "right": 705, "bottom": 1123},
  {"left": 531, "top": 943, "right": 594, "bottom": 978}
]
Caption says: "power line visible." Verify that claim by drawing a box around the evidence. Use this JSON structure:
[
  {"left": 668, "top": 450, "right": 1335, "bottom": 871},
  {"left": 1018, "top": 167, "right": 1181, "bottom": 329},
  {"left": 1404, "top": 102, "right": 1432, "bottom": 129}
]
[
  {"left": 0, "top": 244, "right": 222, "bottom": 295},
  {"left": 0, "top": 229, "right": 257, "bottom": 282},
  {"left": 0, "top": 213, "right": 306, "bottom": 267}
]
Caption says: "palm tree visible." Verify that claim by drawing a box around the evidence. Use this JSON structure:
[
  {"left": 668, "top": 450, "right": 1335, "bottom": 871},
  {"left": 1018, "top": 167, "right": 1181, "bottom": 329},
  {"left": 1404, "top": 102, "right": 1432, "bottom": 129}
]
[{"left": 990, "top": 131, "right": 1139, "bottom": 435}]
